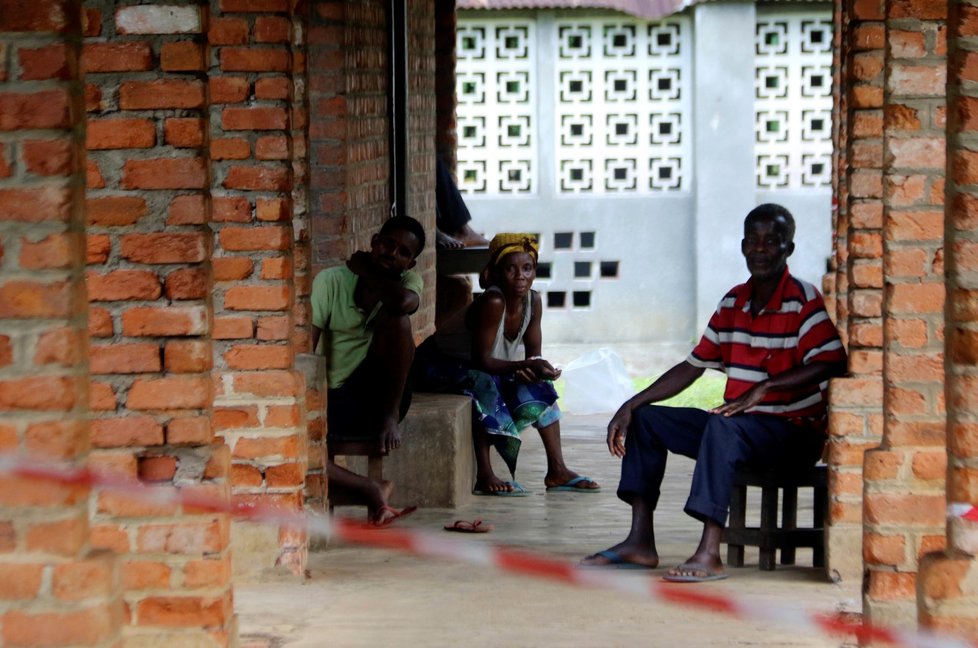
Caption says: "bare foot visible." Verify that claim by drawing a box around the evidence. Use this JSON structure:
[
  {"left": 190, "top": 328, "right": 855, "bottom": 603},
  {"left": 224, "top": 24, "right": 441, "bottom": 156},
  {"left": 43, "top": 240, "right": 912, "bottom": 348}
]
[
  {"left": 436, "top": 229, "right": 464, "bottom": 250},
  {"left": 544, "top": 470, "right": 600, "bottom": 491},
  {"left": 580, "top": 543, "right": 658, "bottom": 568},
  {"left": 450, "top": 223, "right": 489, "bottom": 248},
  {"left": 473, "top": 473, "right": 513, "bottom": 494},
  {"left": 366, "top": 479, "right": 394, "bottom": 522}
]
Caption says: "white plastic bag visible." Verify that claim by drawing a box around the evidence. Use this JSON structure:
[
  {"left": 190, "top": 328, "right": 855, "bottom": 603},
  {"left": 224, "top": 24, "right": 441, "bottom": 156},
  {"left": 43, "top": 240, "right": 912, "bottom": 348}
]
[{"left": 560, "top": 347, "right": 634, "bottom": 415}]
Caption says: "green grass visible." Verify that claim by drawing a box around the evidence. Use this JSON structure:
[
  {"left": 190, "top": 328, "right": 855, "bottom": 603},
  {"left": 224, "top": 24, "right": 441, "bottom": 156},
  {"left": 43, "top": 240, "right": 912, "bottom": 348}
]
[
  {"left": 555, "top": 372, "right": 726, "bottom": 410},
  {"left": 630, "top": 373, "right": 727, "bottom": 409}
]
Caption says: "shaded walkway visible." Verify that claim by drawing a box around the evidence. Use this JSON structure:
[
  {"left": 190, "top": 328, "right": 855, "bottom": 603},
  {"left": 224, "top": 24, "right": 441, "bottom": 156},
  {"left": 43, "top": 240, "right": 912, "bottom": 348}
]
[{"left": 237, "top": 412, "right": 860, "bottom": 647}]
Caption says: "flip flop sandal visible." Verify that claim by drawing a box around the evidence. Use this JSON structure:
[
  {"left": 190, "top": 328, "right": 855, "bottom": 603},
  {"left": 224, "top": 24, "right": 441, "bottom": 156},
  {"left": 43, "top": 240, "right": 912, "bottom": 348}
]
[
  {"left": 443, "top": 519, "right": 493, "bottom": 533},
  {"left": 369, "top": 505, "right": 418, "bottom": 529}
]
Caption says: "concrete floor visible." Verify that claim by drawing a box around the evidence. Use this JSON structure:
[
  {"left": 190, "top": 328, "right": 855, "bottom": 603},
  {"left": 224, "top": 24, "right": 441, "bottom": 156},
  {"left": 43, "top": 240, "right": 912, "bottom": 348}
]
[{"left": 236, "top": 409, "right": 861, "bottom": 648}]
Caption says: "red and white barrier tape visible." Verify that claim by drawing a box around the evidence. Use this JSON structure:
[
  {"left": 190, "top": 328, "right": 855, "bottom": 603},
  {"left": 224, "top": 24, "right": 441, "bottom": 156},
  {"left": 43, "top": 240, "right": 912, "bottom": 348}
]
[
  {"left": 950, "top": 504, "right": 978, "bottom": 522},
  {"left": 0, "top": 452, "right": 974, "bottom": 648}
]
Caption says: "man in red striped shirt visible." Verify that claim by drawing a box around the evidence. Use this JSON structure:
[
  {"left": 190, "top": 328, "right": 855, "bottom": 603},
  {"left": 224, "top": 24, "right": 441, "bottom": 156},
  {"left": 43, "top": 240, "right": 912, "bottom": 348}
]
[{"left": 580, "top": 203, "right": 847, "bottom": 581}]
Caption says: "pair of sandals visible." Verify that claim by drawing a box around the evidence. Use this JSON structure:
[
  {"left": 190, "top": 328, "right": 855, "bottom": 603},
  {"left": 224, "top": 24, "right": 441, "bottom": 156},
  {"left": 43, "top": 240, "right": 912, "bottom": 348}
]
[{"left": 472, "top": 475, "right": 601, "bottom": 497}]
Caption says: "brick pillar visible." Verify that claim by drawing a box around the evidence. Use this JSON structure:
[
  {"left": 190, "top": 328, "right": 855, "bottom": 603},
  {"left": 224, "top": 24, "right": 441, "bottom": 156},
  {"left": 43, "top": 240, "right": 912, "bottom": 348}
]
[
  {"left": 0, "top": 1, "right": 123, "bottom": 644},
  {"left": 407, "top": 0, "right": 437, "bottom": 340},
  {"left": 825, "top": 0, "right": 886, "bottom": 583},
  {"left": 208, "top": 0, "right": 308, "bottom": 576},
  {"left": 826, "top": 0, "right": 849, "bottom": 334},
  {"left": 82, "top": 1, "right": 234, "bottom": 642},
  {"left": 435, "top": 1, "right": 458, "bottom": 165},
  {"left": 918, "top": 0, "right": 978, "bottom": 635},
  {"left": 862, "top": 0, "right": 948, "bottom": 629}
]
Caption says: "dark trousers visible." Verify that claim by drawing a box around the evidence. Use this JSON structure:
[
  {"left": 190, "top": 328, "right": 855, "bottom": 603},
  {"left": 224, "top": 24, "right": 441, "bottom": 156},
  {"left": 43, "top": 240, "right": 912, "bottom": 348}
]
[{"left": 618, "top": 405, "right": 825, "bottom": 526}]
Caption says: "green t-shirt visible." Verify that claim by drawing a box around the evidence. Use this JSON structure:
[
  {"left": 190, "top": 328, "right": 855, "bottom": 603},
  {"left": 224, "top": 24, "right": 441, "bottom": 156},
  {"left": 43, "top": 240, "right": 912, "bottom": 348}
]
[{"left": 310, "top": 265, "right": 423, "bottom": 388}]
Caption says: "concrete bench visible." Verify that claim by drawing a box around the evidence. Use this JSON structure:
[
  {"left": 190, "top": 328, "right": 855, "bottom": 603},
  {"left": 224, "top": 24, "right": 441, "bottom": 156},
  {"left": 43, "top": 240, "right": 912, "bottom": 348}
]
[
  {"left": 331, "top": 392, "right": 475, "bottom": 510},
  {"left": 296, "top": 354, "right": 476, "bottom": 510}
]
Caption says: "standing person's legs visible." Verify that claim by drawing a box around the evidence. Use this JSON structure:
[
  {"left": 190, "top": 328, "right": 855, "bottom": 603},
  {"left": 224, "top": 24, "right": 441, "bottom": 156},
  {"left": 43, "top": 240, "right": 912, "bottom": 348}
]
[
  {"left": 580, "top": 406, "right": 709, "bottom": 568},
  {"left": 667, "top": 414, "right": 825, "bottom": 580}
]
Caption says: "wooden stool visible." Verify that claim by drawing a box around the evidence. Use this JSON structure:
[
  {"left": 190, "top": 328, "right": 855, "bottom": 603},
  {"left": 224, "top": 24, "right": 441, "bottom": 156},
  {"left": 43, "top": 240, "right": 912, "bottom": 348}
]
[
  {"left": 723, "top": 464, "right": 827, "bottom": 571},
  {"left": 327, "top": 440, "right": 387, "bottom": 509}
]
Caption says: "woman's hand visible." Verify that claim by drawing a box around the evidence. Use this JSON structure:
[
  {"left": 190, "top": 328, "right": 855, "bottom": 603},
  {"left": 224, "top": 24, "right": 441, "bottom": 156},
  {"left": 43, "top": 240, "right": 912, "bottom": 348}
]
[{"left": 525, "top": 357, "right": 560, "bottom": 381}]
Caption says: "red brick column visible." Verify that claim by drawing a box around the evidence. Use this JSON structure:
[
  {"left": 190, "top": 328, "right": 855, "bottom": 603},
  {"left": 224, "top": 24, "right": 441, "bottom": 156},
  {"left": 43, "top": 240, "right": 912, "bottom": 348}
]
[
  {"left": 208, "top": 0, "right": 308, "bottom": 576},
  {"left": 0, "top": 1, "right": 123, "bottom": 644},
  {"left": 862, "top": 0, "right": 948, "bottom": 628},
  {"left": 826, "top": 0, "right": 886, "bottom": 583},
  {"left": 407, "top": 0, "right": 437, "bottom": 339},
  {"left": 919, "top": 0, "right": 978, "bottom": 634},
  {"left": 435, "top": 1, "right": 458, "bottom": 166},
  {"left": 308, "top": 0, "right": 387, "bottom": 272},
  {"left": 82, "top": 2, "right": 234, "bottom": 642}
]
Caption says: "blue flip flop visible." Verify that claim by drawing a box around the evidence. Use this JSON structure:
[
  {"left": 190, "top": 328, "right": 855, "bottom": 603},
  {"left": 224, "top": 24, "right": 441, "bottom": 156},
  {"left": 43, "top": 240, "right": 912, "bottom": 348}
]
[
  {"left": 546, "top": 475, "right": 601, "bottom": 493},
  {"left": 579, "top": 549, "right": 654, "bottom": 570},
  {"left": 472, "top": 480, "right": 529, "bottom": 497}
]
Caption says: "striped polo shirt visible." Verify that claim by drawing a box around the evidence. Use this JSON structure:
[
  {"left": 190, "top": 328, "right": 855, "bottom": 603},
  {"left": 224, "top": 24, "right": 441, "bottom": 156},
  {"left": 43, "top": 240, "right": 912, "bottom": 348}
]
[{"left": 687, "top": 267, "right": 847, "bottom": 430}]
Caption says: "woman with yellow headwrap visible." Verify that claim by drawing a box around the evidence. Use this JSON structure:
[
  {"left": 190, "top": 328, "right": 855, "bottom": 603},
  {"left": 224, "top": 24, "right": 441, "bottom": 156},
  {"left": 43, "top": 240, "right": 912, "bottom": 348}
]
[{"left": 413, "top": 234, "right": 600, "bottom": 496}]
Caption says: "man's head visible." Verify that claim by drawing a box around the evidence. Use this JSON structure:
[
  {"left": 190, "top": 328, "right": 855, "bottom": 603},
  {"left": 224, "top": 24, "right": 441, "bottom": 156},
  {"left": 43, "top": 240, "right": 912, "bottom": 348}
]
[
  {"left": 371, "top": 216, "right": 426, "bottom": 274},
  {"left": 742, "top": 203, "right": 795, "bottom": 282}
]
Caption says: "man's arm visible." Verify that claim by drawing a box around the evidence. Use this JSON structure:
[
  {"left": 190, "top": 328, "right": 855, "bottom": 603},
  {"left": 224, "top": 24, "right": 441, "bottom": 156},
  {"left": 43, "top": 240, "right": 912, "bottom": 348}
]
[
  {"left": 346, "top": 251, "right": 420, "bottom": 315},
  {"left": 606, "top": 360, "right": 705, "bottom": 456},
  {"left": 712, "top": 359, "right": 847, "bottom": 417}
]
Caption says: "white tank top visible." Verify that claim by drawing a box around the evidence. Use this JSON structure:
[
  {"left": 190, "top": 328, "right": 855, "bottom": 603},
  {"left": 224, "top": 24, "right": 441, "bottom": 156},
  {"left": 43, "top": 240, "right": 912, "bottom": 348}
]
[{"left": 434, "top": 286, "right": 532, "bottom": 362}]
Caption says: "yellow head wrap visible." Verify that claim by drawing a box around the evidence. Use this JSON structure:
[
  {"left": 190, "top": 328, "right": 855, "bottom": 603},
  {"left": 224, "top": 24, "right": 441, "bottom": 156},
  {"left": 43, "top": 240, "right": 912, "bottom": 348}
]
[{"left": 488, "top": 233, "right": 539, "bottom": 267}]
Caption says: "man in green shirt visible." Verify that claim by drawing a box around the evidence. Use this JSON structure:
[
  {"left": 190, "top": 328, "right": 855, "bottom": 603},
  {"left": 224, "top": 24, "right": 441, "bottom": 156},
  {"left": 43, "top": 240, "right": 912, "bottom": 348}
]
[{"left": 311, "top": 216, "right": 426, "bottom": 526}]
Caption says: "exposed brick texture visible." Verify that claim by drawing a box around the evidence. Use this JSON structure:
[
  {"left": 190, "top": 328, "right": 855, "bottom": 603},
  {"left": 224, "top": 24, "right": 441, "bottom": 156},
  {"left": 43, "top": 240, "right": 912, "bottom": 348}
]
[
  {"left": 859, "top": 3, "right": 949, "bottom": 629},
  {"left": 824, "top": 0, "right": 887, "bottom": 584},
  {"left": 0, "top": 1, "right": 123, "bottom": 645},
  {"left": 918, "top": 0, "right": 978, "bottom": 634},
  {"left": 81, "top": 1, "right": 233, "bottom": 644},
  {"left": 209, "top": 0, "right": 308, "bottom": 576}
]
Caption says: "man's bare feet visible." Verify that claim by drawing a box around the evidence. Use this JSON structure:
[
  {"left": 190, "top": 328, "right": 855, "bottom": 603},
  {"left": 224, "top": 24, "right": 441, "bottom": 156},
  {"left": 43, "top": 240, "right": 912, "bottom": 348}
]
[
  {"left": 544, "top": 469, "right": 600, "bottom": 491},
  {"left": 580, "top": 543, "right": 658, "bottom": 569},
  {"left": 450, "top": 223, "right": 489, "bottom": 248},
  {"left": 436, "top": 229, "right": 464, "bottom": 250},
  {"left": 366, "top": 479, "right": 394, "bottom": 522}
]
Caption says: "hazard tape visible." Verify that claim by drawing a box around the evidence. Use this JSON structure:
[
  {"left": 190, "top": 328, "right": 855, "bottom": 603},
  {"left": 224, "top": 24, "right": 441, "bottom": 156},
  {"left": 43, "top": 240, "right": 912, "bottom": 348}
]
[
  {"left": 949, "top": 504, "right": 978, "bottom": 522},
  {"left": 0, "top": 451, "right": 975, "bottom": 648}
]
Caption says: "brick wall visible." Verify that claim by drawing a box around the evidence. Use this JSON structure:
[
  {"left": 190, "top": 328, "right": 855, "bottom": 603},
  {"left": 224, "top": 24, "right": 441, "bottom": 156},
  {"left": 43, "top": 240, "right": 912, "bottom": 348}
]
[
  {"left": 862, "top": 0, "right": 948, "bottom": 628},
  {"left": 825, "top": 0, "right": 886, "bottom": 583},
  {"left": 81, "top": 1, "right": 235, "bottom": 642},
  {"left": 207, "top": 0, "right": 309, "bottom": 577},
  {"left": 407, "top": 0, "right": 437, "bottom": 339},
  {"left": 0, "top": 0, "right": 123, "bottom": 645},
  {"left": 919, "top": 0, "right": 978, "bottom": 634},
  {"left": 1, "top": 0, "right": 439, "bottom": 639}
]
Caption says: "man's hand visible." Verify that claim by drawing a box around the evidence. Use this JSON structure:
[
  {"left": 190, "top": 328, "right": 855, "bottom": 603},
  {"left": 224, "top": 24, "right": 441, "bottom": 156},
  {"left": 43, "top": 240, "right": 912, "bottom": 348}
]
[
  {"left": 711, "top": 382, "right": 769, "bottom": 417},
  {"left": 379, "top": 416, "right": 402, "bottom": 453},
  {"left": 346, "top": 250, "right": 372, "bottom": 277},
  {"left": 606, "top": 403, "right": 632, "bottom": 457}
]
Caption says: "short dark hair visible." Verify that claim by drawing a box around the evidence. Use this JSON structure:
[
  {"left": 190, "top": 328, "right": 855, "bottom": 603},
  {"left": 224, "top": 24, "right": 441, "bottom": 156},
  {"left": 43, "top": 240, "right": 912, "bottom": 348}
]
[
  {"left": 380, "top": 216, "right": 426, "bottom": 257},
  {"left": 745, "top": 203, "right": 795, "bottom": 242}
]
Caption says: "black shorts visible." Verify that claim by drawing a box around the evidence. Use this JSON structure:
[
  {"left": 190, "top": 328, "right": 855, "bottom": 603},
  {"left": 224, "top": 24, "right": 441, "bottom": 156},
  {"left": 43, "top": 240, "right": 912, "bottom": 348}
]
[{"left": 326, "top": 358, "right": 412, "bottom": 442}]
